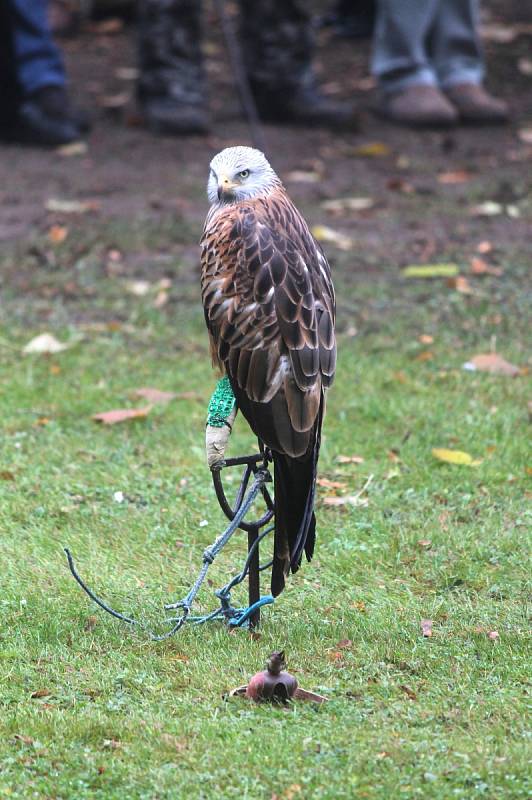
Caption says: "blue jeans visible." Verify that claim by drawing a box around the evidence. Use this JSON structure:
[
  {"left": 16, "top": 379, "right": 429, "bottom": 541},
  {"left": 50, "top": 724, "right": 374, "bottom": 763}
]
[
  {"left": 7, "top": 0, "right": 65, "bottom": 96},
  {"left": 372, "top": 0, "right": 484, "bottom": 93}
]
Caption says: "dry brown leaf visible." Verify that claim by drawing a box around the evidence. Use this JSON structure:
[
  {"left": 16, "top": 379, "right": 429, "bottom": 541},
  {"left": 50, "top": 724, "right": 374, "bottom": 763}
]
[
  {"left": 470, "top": 257, "right": 502, "bottom": 276},
  {"left": 437, "top": 170, "right": 472, "bottom": 184},
  {"left": 415, "top": 350, "right": 433, "bottom": 362},
  {"left": 317, "top": 478, "right": 347, "bottom": 490},
  {"left": 447, "top": 275, "right": 473, "bottom": 294},
  {"left": 488, "top": 630, "right": 499, "bottom": 640},
  {"left": 463, "top": 353, "right": 520, "bottom": 377},
  {"left": 336, "top": 639, "right": 352, "bottom": 649},
  {"left": 399, "top": 684, "right": 418, "bottom": 701},
  {"left": 89, "top": 17, "right": 124, "bottom": 34},
  {"left": 421, "top": 619, "right": 433, "bottom": 637},
  {"left": 386, "top": 177, "right": 415, "bottom": 193},
  {"left": 0, "top": 470, "right": 15, "bottom": 481},
  {"left": 476, "top": 241, "right": 493, "bottom": 254},
  {"left": 92, "top": 407, "right": 152, "bottom": 425},
  {"left": 418, "top": 334, "right": 434, "bottom": 344},
  {"left": 133, "top": 387, "right": 175, "bottom": 404},
  {"left": 103, "top": 739, "right": 122, "bottom": 749},
  {"left": 336, "top": 454, "right": 365, "bottom": 464},
  {"left": 13, "top": 734, "right": 34, "bottom": 745},
  {"left": 31, "top": 689, "right": 52, "bottom": 699},
  {"left": 84, "top": 616, "right": 98, "bottom": 632},
  {"left": 48, "top": 224, "right": 68, "bottom": 244}
]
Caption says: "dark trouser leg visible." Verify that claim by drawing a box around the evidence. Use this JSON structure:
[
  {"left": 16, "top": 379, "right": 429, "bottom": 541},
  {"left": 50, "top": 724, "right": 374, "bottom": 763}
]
[
  {"left": 7, "top": 0, "right": 65, "bottom": 95},
  {"left": 137, "top": 0, "right": 209, "bottom": 134},
  {"left": 239, "top": 0, "right": 357, "bottom": 129}
]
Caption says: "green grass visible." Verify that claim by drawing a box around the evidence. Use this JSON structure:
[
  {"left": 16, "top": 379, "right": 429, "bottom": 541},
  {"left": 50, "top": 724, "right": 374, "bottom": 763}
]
[{"left": 0, "top": 222, "right": 530, "bottom": 799}]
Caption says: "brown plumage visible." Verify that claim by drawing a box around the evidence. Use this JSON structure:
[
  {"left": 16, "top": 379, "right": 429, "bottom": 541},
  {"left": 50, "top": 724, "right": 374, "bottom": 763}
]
[{"left": 200, "top": 147, "right": 336, "bottom": 596}]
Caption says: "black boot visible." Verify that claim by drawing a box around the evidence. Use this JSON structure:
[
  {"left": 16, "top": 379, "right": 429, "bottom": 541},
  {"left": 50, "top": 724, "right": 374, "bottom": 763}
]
[
  {"left": 15, "top": 85, "right": 90, "bottom": 146},
  {"left": 251, "top": 76, "right": 358, "bottom": 129},
  {"left": 240, "top": 0, "right": 357, "bottom": 130},
  {"left": 137, "top": 0, "right": 209, "bottom": 136}
]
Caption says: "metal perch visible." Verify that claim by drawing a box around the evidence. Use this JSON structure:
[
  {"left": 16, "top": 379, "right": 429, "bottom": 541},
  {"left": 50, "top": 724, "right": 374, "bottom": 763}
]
[{"left": 64, "top": 449, "right": 275, "bottom": 640}]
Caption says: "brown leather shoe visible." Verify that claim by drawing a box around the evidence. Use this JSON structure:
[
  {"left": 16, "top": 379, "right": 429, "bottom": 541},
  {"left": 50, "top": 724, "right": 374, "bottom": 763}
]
[
  {"left": 444, "top": 83, "right": 509, "bottom": 124},
  {"left": 378, "top": 85, "right": 458, "bottom": 127}
]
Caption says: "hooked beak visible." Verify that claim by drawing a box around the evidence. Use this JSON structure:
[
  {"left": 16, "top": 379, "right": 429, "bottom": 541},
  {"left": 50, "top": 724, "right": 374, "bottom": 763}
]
[{"left": 217, "top": 174, "right": 237, "bottom": 201}]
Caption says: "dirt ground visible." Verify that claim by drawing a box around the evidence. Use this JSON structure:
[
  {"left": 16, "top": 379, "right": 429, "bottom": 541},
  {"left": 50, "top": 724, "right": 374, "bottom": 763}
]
[{"left": 0, "top": 6, "right": 530, "bottom": 283}]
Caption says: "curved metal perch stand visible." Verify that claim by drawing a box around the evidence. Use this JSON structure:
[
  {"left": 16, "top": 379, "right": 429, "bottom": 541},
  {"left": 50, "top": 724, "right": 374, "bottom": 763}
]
[{"left": 64, "top": 447, "right": 275, "bottom": 640}]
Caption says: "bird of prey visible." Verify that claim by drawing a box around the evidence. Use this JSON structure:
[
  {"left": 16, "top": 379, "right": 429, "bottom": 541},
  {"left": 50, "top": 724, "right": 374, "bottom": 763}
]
[{"left": 200, "top": 146, "right": 336, "bottom": 597}]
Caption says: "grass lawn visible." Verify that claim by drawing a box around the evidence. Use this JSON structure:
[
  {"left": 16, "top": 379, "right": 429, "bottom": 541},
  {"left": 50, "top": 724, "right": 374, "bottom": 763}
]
[{"left": 0, "top": 205, "right": 530, "bottom": 800}]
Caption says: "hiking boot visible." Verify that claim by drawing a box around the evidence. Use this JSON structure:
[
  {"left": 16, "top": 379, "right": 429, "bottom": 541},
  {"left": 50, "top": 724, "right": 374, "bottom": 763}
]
[
  {"left": 141, "top": 96, "right": 210, "bottom": 136},
  {"left": 251, "top": 81, "right": 358, "bottom": 130},
  {"left": 378, "top": 85, "right": 458, "bottom": 127},
  {"left": 444, "top": 83, "right": 509, "bottom": 124}
]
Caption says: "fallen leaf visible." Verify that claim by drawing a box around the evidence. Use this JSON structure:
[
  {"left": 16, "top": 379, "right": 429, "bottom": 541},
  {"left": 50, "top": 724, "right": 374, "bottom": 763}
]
[
  {"left": 317, "top": 478, "right": 347, "bottom": 489},
  {"left": 414, "top": 350, "right": 433, "bottom": 362},
  {"left": 0, "top": 470, "right": 15, "bottom": 481},
  {"left": 31, "top": 689, "right": 52, "bottom": 699},
  {"left": 517, "top": 128, "right": 532, "bottom": 145},
  {"left": 336, "top": 639, "right": 352, "bottom": 649},
  {"left": 476, "top": 241, "right": 493, "bottom": 254},
  {"left": 45, "top": 198, "right": 99, "bottom": 214},
  {"left": 447, "top": 275, "right": 473, "bottom": 294},
  {"left": 89, "top": 17, "right": 124, "bottom": 34},
  {"left": 323, "top": 494, "right": 368, "bottom": 507},
  {"left": 328, "top": 650, "right": 344, "bottom": 662},
  {"left": 437, "top": 170, "right": 472, "bottom": 184},
  {"left": 23, "top": 333, "right": 69, "bottom": 354},
  {"left": 56, "top": 141, "right": 88, "bottom": 157},
  {"left": 84, "top": 616, "right": 98, "bottom": 632},
  {"left": 133, "top": 387, "right": 176, "bottom": 404},
  {"left": 97, "top": 93, "right": 130, "bottom": 110},
  {"left": 488, "top": 630, "right": 499, "bottom": 640},
  {"left": 386, "top": 177, "right": 415, "bottom": 193},
  {"left": 352, "top": 600, "right": 366, "bottom": 612},
  {"left": 103, "top": 739, "right": 122, "bottom": 749},
  {"left": 311, "top": 225, "right": 353, "bottom": 251},
  {"left": 420, "top": 619, "right": 433, "bottom": 637},
  {"left": 418, "top": 334, "right": 434, "bottom": 344},
  {"left": 336, "top": 454, "right": 364, "bottom": 464},
  {"left": 462, "top": 353, "right": 520, "bottom": 377},
  {"left": 399, "top": 684, "right": 418, "bottom": 700},
  {"left": 470, "top": 257, "right": 502, "bottom": 276},
  {"left": 321, "top": 196, "right": 374, "bottom": 213},
  {"left": 13, "top": 734, "right": 34, "bottom": 745},
  {"left": 92, "top": 407, "right": 152, "bottom": 425},
  {"left": 470, "top": 201, "right": 503, "bottom": 216},
  {"left": 479, "top": 23, "right": 519, "bottom": 43},
  {"left": 153, "top": 290, "right": 168, "bottom": 308},
  {"left": 350, "top": 142, "right": 391, "bottom": 157},
  {"left": 432, "top": 448, "right": 480, "bottom": 466},
  {"left": 402, "top": 264, "right": 459, "bottom": 278},
  {"left": 285, "top": 170, "right": 321, "bottom": 183},
  {"left": 125, "top": 280, "right": 151, "bottom": 296},
  {"left": 417, "top": 539, "right": 432, "bottom": 549},
  {"left": 48, "top": 224, "right": 68, "bottom": 244}
]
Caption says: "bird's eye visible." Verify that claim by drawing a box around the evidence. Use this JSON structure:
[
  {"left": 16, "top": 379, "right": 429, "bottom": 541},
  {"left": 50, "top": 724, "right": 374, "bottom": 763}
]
[{"left": 238, "top": 170, "right": 250, "bottom": 179}]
